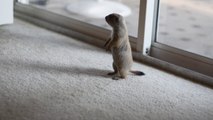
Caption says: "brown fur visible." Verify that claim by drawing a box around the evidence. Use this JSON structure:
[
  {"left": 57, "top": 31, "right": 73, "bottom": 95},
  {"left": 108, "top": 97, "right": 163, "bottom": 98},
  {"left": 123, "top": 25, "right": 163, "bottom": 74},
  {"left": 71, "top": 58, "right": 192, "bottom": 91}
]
[{"left": 104, "top": 13, "right": 144, "bottom": 80}]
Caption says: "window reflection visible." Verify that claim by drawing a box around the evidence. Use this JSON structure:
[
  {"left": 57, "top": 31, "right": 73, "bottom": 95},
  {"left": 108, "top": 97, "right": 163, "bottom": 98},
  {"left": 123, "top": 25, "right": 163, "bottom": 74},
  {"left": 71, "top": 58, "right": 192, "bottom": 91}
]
[{"left": 18, "top": 0, "right": 140, "bottom": 37}]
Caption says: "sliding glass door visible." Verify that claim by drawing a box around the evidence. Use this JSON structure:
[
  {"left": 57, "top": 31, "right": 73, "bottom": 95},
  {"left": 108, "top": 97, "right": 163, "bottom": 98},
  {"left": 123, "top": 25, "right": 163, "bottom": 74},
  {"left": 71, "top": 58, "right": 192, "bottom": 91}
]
[{"left": 152, "top": 0, "right": 213, "bottom": 77}]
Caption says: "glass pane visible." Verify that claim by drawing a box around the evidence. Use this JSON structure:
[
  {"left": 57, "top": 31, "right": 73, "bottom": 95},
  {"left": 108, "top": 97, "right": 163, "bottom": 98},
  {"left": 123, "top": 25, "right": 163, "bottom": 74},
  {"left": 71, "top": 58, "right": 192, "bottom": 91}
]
[
  {"left": 157, "top": 0, "right": 213, "bottom": 59},
  {"left": 17, "top": 0, "right": 140, "bottom": 37}
]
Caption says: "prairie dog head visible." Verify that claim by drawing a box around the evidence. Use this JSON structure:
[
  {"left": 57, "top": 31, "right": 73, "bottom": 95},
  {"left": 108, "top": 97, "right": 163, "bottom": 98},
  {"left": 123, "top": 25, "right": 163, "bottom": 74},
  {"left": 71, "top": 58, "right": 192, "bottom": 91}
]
[{"left": 105, "top": 13, "right": 126, "bottom": 28}]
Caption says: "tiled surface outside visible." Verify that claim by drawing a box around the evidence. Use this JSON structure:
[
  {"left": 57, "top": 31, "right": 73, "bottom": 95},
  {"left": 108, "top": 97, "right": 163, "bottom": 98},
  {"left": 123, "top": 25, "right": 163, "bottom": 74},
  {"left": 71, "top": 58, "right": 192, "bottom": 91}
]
[{"left": 158, "top": 0, "right": 213, "bottom": 59}]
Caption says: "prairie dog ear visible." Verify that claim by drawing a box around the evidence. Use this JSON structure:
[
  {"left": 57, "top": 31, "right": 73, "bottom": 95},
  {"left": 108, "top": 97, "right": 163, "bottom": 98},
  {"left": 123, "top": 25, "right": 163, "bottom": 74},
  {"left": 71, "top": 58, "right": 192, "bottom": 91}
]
[
  {"left": 115, "top": 16, "right": 119, "bottom": 22},
  {"left": 114, "top": 14, "right": 124, "bottom": 24}
]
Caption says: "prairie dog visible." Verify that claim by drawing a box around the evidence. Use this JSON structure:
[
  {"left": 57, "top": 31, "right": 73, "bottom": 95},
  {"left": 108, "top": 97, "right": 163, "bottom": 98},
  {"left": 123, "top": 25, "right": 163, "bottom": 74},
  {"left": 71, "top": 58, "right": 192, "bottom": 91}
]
[{"left": 104, "top": 13, "right": 145, "bottom": 80}]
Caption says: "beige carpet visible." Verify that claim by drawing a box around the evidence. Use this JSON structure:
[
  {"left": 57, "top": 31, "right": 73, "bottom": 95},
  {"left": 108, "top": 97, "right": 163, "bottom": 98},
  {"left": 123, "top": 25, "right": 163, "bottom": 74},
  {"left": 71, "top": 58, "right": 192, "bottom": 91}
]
[{"left": 0, "top": 18, "right": 213, "bottom": 120}]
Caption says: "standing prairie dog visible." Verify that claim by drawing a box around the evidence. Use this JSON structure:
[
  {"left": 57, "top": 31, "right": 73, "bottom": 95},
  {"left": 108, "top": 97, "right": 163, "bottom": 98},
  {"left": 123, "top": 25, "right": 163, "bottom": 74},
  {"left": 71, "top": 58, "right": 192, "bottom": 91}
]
[{"left": 104, "top": 13, "right": 145, "bottom": 80}]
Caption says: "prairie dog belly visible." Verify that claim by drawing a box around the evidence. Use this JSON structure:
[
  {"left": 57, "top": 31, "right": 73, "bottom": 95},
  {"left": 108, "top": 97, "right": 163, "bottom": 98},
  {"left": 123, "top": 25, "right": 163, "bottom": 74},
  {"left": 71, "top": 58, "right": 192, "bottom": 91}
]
[{"left": 112, "top": 45, "right": 133, "bottom": 70}]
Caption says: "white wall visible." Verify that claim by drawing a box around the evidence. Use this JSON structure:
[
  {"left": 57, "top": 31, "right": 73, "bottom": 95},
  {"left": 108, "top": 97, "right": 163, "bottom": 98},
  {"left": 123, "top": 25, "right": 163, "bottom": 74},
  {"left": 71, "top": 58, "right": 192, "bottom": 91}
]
[{"left": 0, "top": 0, "right": 14, "bottom": 25}]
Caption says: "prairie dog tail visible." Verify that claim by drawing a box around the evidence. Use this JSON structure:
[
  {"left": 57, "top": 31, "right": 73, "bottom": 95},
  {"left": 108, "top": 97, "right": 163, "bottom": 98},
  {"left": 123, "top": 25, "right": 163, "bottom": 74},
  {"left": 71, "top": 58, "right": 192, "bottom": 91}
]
[{"left": 130, "top": 71, "right": 145, "bottom": 76}]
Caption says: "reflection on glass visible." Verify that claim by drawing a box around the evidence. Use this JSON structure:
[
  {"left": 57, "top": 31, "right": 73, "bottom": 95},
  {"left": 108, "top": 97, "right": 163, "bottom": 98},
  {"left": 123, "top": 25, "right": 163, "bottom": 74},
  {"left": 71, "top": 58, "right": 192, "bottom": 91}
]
[
  {"left": 18, "top": 0, "right": 140, "bottom": 37},
  {"left": 157, "top": 0, "right": 213, "bottom": 59}
]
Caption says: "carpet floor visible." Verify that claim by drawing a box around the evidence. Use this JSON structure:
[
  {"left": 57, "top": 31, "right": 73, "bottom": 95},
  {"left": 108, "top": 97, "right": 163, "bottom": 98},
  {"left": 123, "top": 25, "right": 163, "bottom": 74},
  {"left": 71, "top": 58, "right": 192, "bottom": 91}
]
[{"left": 0, "top": 18, "right": 212, "bottom": 120}]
